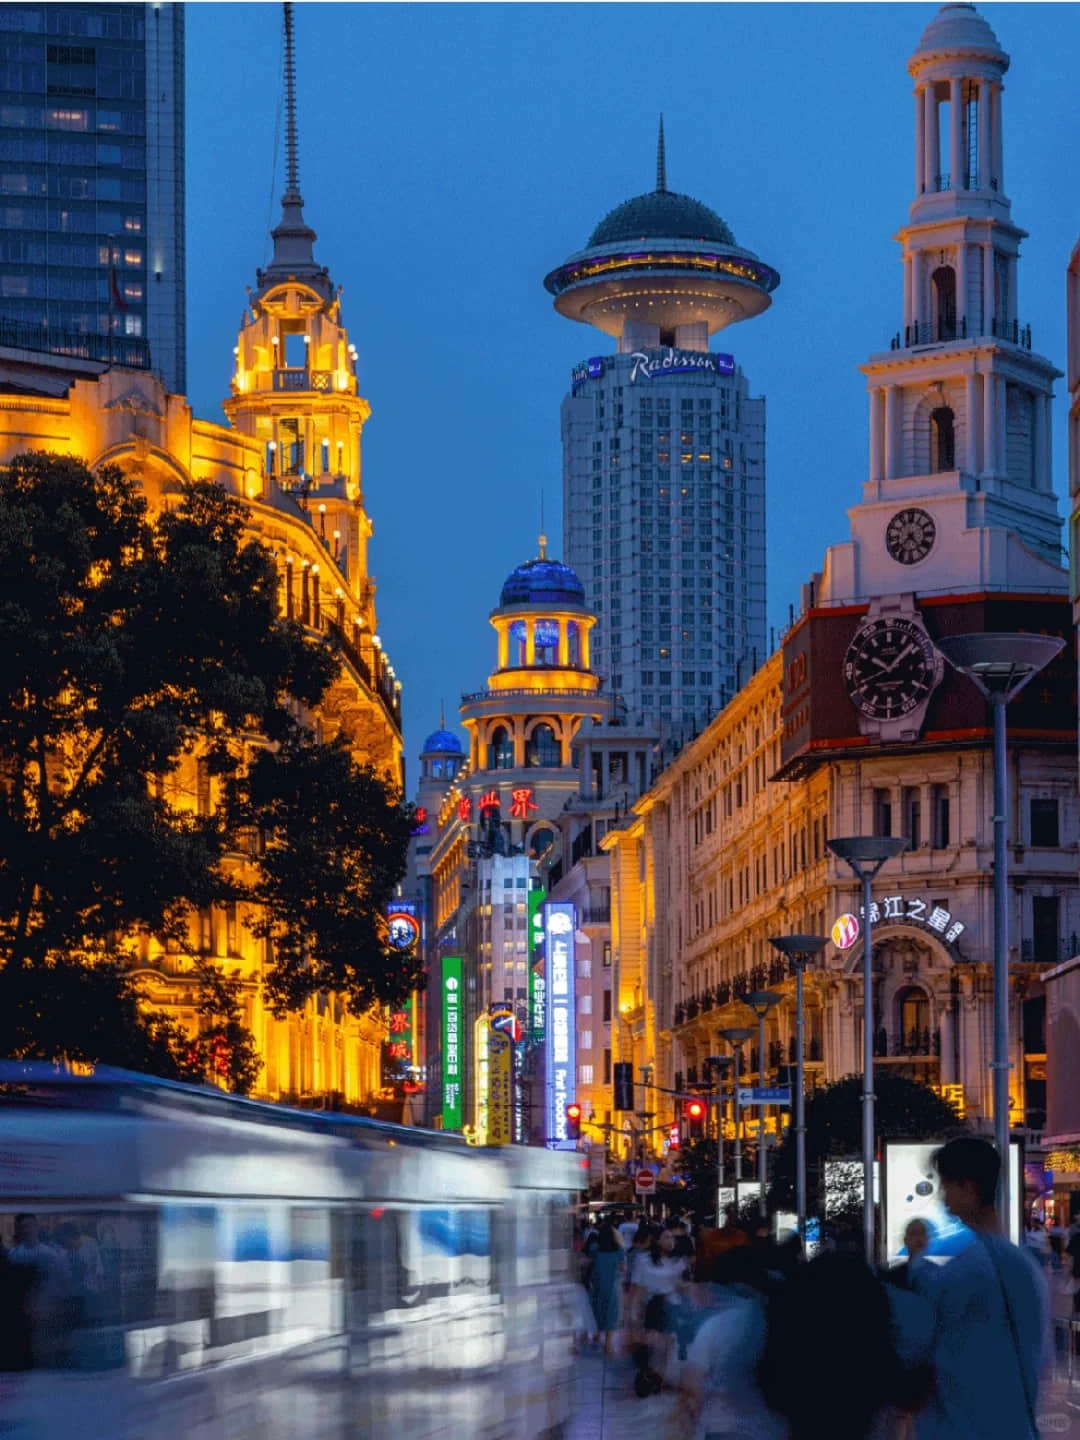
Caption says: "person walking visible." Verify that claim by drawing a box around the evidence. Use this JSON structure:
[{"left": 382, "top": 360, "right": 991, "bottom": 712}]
[
  {"left": 586, "top": 1220, "right": 624, "bottom": 1355},
  {"left": 914, "top": 1136, "right": 1049, "bottom": 1440},
  {"left": 631, "top": 1226, "right": 690, "bottom": 1396}
]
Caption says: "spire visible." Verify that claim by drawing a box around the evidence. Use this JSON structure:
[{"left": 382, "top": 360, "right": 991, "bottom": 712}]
[
  {"left": 439, "top": 698, "right": 446, "bottom": 729},
  {"left": 538, "top": 489, "right": 546, "bottom": 558},
  {"left": 255, "top": 1, "right": 331, "bottom": 300},
  {"left": 656, "top": 113, "right": 667, "bottom": 193}
]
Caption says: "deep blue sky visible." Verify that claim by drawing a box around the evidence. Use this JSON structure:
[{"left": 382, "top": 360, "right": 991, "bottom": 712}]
[{"left": 186, "top": 3, "right": 1080, "bottom": 779}]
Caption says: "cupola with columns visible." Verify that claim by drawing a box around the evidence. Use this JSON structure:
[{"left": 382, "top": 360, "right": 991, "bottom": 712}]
[
  {"left": 817, "top": 2, "right": 1065, "bottom": 607},
  {"left": 223, "top": 3, "right": 373, "bottom": 609}
]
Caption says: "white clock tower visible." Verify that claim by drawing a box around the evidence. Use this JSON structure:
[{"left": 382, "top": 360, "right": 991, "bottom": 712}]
[{"left": 814, "top": 2, "right": 1066, "bottom": 612}]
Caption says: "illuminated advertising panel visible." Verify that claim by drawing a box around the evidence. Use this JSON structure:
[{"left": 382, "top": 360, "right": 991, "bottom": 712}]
[
  {"left": 440, "top": 956, "right": 463, "bottom": 1131},
  {"left": 528, "top": 887, "right": 546, "bottom": 1042},
  {"left": 486, "top": 1022, "right": 513, "bottom": 1147},
  {"left": 881, "top": 1139, "right": 1022, "bottom": 1266},
  {"left": 543, "top": 902, "right": 576, "bottom": 1147},
  {"left": 474, "top": 1013, "right": 490, "bottom": 1145}
]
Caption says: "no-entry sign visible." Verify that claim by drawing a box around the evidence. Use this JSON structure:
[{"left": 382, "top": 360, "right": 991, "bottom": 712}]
[{"left": 635, "top": 1170, "right": 656, "bottom": 1194}]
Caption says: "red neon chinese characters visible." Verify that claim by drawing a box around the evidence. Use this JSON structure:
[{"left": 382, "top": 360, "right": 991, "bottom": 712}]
[
  {"left": 478, "top": 788, "right": 500, "bottom": 812},
  {"left": 509, "top": 786, "right": 538, "bottom": 819},
  {"left": 388, "top": 1010, "right": 409, "bottom": 1034},
  {"left": 457, "top": 797, "right": 472, "bottom": 822},
  {"left": 387, "top": 1041, "right": 410, "bottom": 1060}
]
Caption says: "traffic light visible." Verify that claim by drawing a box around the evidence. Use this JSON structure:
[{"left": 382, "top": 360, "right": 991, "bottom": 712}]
[
  {"left": 565, "top": 1102, "right": 582, "bottom": 1140},
  {"left": 685, "top": 1097, "right": 706, "bottom": 1140},
  {"left": 613, "top": 1061, "right": 634, "bottom": 1111}
]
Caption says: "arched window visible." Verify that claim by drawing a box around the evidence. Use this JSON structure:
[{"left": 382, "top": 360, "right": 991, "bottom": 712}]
[
  {"left": 931, "top": 407, "right": 955, "bottom": 471},
  {"left": 897, "top": 986, "right": 931, "bottom": 1054},
  {"left": 528, "top": 826, "right": 556, "bottom": 859},
  {"left": 525, "top": 723, "right": 560, "bottom": 768},
  {"left": 509, "top": 620, "right": 527, "bottom": 667},
  {"left": 567, "top": 621, "right": 581, "bottom": 666},
  {"left": 488, "top": 725, "right": 514, "bottom": 770},
  {"left": 932, "top": 265, "right": 957, "bottom": 340}
]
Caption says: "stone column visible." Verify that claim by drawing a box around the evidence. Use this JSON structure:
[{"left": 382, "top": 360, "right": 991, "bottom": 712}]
[
  {"left": 982, "top": 371, "right": 996, "bottom": 475},
  {"left": 996, "top": 375, "right": 1008, "bottom": 481},
  {"left": 991, "top": 82, "right": 1003, "bottom": 192},
  {"left": 926, "top": 86, "right": 939, "bottom": 190},
  {"left": 885, "top": 385, "right": 901, "bottom": 480},
  {"left": 557, "top": 621, "right": 569, "bottom": 667},
  {"left": 965, "top": 371, "right": 978, "bottom": 473},
  {"left": 1034, "top": 392, "right": 1051, "bottom": 491},
  {"left": 956, "top": 241, "right": 967, "bottom": 333},
  {"left": 983, "top": 244, "right": 995, "bottom": 333},
  {"left": 949, "top": 77, "right": 962, "bottom": 187},
  {"left": 915, "top": 86, "right": 926, "bottom": 194},
  {"left": 869, "top": 388, "right": 884, "bottom": 483},
  {"left": 903, "top": 253, "right": 913, "bottom": 329},
  {"left": 497, "top": 622, "right": 509, "bottom": 670},
  {"left": 978, "top": 83, "right": 992, "bottom": 190},
  {"left": 582, "top": 741, "right": 593, "bottom": 799},
  {"left": 525, "top": 620, "right": 536, "bottom": 666}
]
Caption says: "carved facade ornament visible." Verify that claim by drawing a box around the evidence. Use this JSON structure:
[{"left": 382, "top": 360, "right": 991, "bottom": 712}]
[{"left": 104, "top": 385, "right": 165, "bottom": 420}]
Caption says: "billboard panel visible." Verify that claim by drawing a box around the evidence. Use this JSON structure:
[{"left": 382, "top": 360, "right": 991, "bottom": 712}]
[
  {"left": 881, "top": 1139, "right": 1022, "bottom": 1266},
  {"left": 440, "top": 956, "right": 463, "bottom": 1131},
  {"left": 487, "top": 1024, "right": 513, "bottom": 1147},
  {"left": 543, "top": 902, "right": 576, "bottom": 1146}
]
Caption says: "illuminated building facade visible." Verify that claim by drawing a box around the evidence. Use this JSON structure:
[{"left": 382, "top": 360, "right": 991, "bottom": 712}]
[
  {"left": 604, "top": 5, "right": 1078, "bottom": 1163},
  {"left": 0, "top": 2, "right": 186, "bottom": 393},
  {"left": 0, "top": 7, "right": 402, "bottom": 1105},
  {"left": 544, "top": 122, "right": 778, "bottom": 735}
]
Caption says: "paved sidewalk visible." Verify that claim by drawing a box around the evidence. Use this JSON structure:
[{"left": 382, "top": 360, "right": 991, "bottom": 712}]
[{"left": 564, "top": 1347, "right": 683, "bottom": 1440}]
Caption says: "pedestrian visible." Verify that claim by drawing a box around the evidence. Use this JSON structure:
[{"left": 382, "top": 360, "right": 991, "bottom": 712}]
[
  {"left": 1024, "top": 1218, "right": 1051, "bottom": 1270},
  {"left": 631, "top": 1226, "right": 690, "bottom": 1396},
  {"left": 587, "top": 1220, "right": 624, "bottom": 1355},
  {"left": 617, "top": 1209, "right": 641, "bottom": 1252},
  {"left": 914, "top": 1136, "right": 1049, "bottom": 1440}
]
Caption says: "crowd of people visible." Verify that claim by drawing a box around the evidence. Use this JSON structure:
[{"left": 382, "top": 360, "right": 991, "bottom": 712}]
[{"left": 571, "top": 1137, "right": 1053, "bottom": 1440}]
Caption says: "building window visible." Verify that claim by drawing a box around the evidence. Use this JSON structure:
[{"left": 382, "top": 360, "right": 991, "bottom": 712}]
[
  {"left": 897, "top": 985, "right": 931, "bottom": 1052},
  {"left": 602, "top": 990, "right": 611, "bottom": 1023},
  {"left": 526, "top": 722, "right": 560, "bottom": 767},
  {"left": 931, "top": 785, "right": 950, "bottom": 848},
  {"left": 488, "top": 725, "right": 514, "bottom": 769},
  {"left": 902, "top": 787, "right": 922, "bottom": 849},
  {"left": 931, "top": 407, "right": 955, "bottom": 471},
  {"left": 1032, "top": 896, "right": 1060, "bottom": 966},
  {"left": 602, "top": 941, "right": 612, "bottom": 968},
  {"left": 1030, "top": 798, "right": 1059, "bottom": 848},
  {"left": 603, "top": 1048, "right": 612, "bottom": 1085},
  {"left": 579, "top": 1064, "right": 594, "bottom": 1086},
  {"left": 872, "top": 788, "right": 892, "bottom": 838},
  {"left": 579, "top": 1030, "right": 593, "bottom": 1052},
  {"left": 579, "top": 993, "right": 592, "bottom": 1015}
]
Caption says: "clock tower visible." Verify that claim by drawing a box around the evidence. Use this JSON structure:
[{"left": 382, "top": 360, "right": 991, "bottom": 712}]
[{"left": 814, "top": 2, "right": 1065, "bottom": 615}]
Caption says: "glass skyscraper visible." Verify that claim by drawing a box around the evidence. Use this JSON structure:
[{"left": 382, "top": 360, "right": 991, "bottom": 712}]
[
  {"left": 545, "top": 128, "right": 779, "bottom": 734},
  {"left": 0, "top": 2, "right": 185, "bottom": 392}
]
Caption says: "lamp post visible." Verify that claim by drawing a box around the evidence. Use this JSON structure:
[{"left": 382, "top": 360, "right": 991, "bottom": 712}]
[
  {"left": 707, "top": 1053, "right": 733, "bottom": 1224},
  {"left": 746, "top": 991, "right": 783, "bottom": 1215},
  {"left": 768, "top": 936, "right": 828, "bottom": 1250},
  {"left": 828, "top": 835, "right": 907, "bottom": 1265},
  {"left": 936, "top": 632, "right": 1064, "bottom": 1228},
  {"left": 719, "top": 1027, "right": 754, "bottom": 1198}
]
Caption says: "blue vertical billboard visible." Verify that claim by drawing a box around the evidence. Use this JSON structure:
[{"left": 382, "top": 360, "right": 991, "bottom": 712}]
[{"left": 543, "top": 902, "right": 576, "bottom": 1147}]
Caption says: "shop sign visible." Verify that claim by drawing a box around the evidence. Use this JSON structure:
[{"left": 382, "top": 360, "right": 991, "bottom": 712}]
[
  {"left": 544, "top": 902, "right": 576, "bottom": 1146},
  {"left": 831, "top": 896, "right": 966, "bottom": 947},
  {"left": 441, "top": 956, "right": 463, "bottom": 1131},
  {"left": 628, "top": 346, "right": 735, "bottom": 383}
]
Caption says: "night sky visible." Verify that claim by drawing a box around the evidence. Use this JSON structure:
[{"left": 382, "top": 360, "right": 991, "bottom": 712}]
[{"left": 185, "top": 3, "right": 1080, "bottom": 779}]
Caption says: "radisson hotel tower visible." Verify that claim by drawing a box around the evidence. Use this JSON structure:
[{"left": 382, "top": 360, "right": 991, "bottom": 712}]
[{"left": 544, "top": 124, "right": 779, "bottom": 733}]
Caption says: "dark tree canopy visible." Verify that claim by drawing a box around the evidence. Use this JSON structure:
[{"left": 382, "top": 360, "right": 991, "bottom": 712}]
[{"left": 0, "top": 452, "right": 416, "bottom": 1090}]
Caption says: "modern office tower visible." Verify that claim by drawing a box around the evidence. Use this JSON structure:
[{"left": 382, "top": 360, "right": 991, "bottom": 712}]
[
  {"left": 0, "top": 2, "right": 185, "bottom": 392},
  {"left": 544, "top": 123, "right": 779, "bottom": 734}
]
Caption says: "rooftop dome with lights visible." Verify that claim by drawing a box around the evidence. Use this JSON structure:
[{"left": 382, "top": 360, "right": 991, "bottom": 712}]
[
  {"left": 497, "top": 546, "right": 587, "bottom": 613},
  {"left": 543, "top": 116, "right": 779, "bottom": 342},
  {"left": 421, "top": 727, "right": 464, "bottom": 755}
]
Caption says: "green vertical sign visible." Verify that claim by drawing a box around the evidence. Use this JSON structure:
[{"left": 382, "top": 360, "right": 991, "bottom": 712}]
[
  {"left": 527, "top": 888, "right": 546, "bottom": 1042},
  {"left": 441, "top": 955, "right": 463, "bottom": 1130}
]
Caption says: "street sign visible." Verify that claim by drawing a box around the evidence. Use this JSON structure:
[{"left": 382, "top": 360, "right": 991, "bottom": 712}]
[
  {"left": 635, "top": 1170, "right": 656, "bottom": 1194},
  {"left": 737, "top": 1086, "right": 792, "bottom": 1107}
]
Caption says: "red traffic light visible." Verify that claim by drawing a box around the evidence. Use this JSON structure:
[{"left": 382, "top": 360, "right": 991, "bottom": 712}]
[
  {"left": 565, "top": 1103, "right": 582, "bottom": 1121},
  {"left": 686, "top": 1099, "right": 705, "bottom": 1120}
]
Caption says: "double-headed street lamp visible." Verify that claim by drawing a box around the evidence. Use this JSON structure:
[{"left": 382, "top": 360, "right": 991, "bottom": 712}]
[
  {"left": 746, "top": 990, "right": 783, "bottom": 1215},
  {"left": 768, "top": 935, "right": 828, "bottom": 1250},
  {"left": 718, "top": 1027, "right": 754, "bottom": 1197},
  {"left": 828, "top": 835, "right": 907, "bottom": 1264},
  {"left": 936, "top": 632, "right": 1064, "bottom": 1228}
]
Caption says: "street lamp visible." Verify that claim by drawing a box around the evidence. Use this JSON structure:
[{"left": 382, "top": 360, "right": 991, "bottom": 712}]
[
  {"left": 707, "top": 1053, "right": 733, "bottom": 1224},
  {"left": 936, "top": 631, "right": 1064, "bottom": 1228},
  {"left": 718, "top": 1027, "right": 754, "bottom": 1197},
  {"left": 769, "top": 935, "right": 828, "bottom": 1251},
  {"left": 746, "top": 990, "right": 783, "bottom": 1215},
  {"left": 828, "top": 834, "right": 907, "bottom": 1264}
]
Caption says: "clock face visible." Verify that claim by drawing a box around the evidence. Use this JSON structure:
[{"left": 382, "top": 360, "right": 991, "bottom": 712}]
[
  {"left": 844, "top": 617, "right": 938, "bottom": 721},
  {"left": 886, "top": 508, "right": 936, "bottom": 565}
]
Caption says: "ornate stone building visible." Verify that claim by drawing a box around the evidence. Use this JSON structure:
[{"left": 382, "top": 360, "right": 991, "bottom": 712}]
[
  {"left": 0, "top": 13, "right": 402, "bottom": 1105},
  {"left": 605, "top": 3, "right": 1079, "bottom": 1160}
]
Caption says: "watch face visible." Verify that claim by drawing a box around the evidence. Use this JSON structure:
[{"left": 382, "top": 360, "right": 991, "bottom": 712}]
[
  {"left": 844, "top": 617, "right": 938, "bottom": 721},
  {"left": 886, "top": 508, "right": 936, "bottom": 565}
]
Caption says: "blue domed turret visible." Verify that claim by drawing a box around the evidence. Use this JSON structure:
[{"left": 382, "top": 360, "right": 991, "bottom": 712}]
[
  {"left": 422, "top": 728, "right": 464, "bottom": 756},
  {"left": 499, "top": 556, "right": 586, "bottom": 611}
]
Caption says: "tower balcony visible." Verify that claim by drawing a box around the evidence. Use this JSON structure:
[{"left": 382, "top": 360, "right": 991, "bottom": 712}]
[{"left": 889, "top": 316, "right": 1031, "bottom": 351}]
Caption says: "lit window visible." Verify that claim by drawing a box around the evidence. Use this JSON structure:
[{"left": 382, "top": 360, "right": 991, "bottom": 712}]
[
  {"left": 579, "top": 1064, "right": 594, "bottom": 1086},
  {"left": 123, "top": 315, "right": 142, "bottom": 336},
  {"left": 123, "top": 249, "right": 141, "bottom": 266}
]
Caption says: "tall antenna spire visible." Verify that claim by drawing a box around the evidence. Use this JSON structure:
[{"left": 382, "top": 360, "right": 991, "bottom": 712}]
[
  {"left": 439, "top": 698, "right": 446, "bottom": 730},
  {"left": 539, "top": 490, "right": 547, "bottom": 559},
  {"left": 283, "top": 1, "right": 301, "bottom": 203},
  {"left": 656, "top": 113, "right": 667, "bottom": 193}
]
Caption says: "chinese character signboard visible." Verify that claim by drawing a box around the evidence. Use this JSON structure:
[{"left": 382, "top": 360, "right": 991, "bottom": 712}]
[
  {"left": 543, "top": 901, "right": 576, "bottom": 1147},
  {"left": 509, "top": 786, "right": 538, "bottom": 819},
  {"left": 441, "top": 956, "right": 463, "bottom": 1131},
  {"left": 486, "top": 1021, "right": 513, "bottom": 1147},
  {"left": 528, "top": 887, "right": 546, "bottom": 1043}
]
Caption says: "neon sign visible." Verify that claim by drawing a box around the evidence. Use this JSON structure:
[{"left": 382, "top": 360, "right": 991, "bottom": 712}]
[
  {"left": 386, "top": 902, "right": 420, "bottom": 951},
  {"left": 831, "top": 895, "right": 966, "bottom": 947},
  {"left": 509, "top": 786, "right": 539, "bottom": 819},
  {"left": 441, "top": 956, "right": 463, "bottom": 1130},
  {"left": 629, "top": 347, "right": 735, "bottom": 382},
  {"left": 544, "top": 902, "right": 576, "bottom": 1147}
]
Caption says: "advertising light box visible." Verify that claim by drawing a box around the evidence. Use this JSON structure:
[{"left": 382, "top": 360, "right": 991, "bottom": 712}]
[
  {"left": 543, "top": 901, "right": 576, "bottom": 1147},
  {"left": 440, "top": 956, "right": 463, "bottom": 1131},
  {"left": 881, "top": 1139, "right": 1022, "bottom": 1266}
]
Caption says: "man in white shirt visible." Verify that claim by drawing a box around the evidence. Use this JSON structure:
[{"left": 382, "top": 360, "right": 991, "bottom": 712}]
[{"left": 916, "top": 1137, "right": 1048, "bottom": 1440}]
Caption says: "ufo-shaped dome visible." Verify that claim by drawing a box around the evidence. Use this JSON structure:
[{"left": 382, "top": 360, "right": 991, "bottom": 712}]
[
  {"left": 588, "top": 189, "right": 736, "bottom": 249},
  {"left": 499, "top": 557, "right": 586, "bottom": 610},
  {"left": 422, "top": 728, "right": 463, "bottom": 755},
  {"left": 911, "top": 3, "right": 1005, "bottom": 63}
]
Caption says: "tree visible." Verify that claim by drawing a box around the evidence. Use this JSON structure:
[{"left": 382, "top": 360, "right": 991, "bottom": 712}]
[
  {"left": 0, "top": 452, "right": 416, "bottom": 1088},
  {"left": 769, "top": 1071, "right": 966, "bottom": 1219}
]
